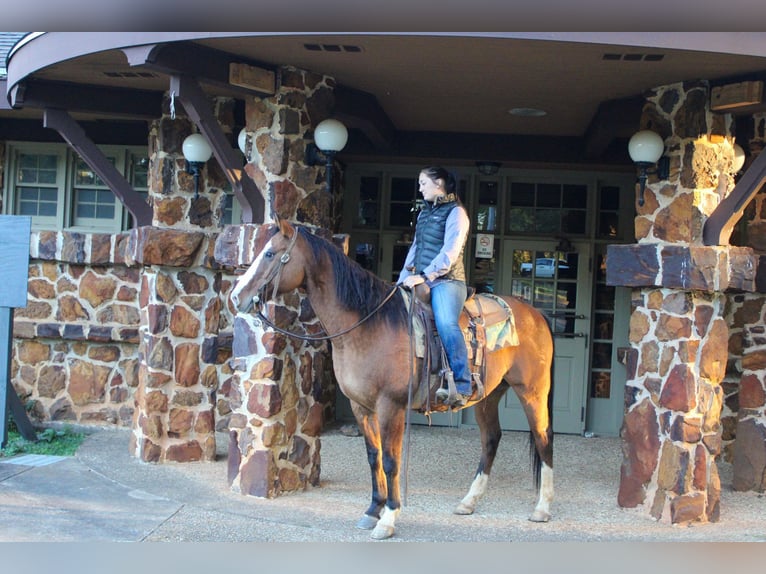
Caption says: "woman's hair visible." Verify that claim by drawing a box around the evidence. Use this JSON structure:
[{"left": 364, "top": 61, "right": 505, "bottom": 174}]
[{"left": 421, "top": 166, "right": 457, "bottom": 194}]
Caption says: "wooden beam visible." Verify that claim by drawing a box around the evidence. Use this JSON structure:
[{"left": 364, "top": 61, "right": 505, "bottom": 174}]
[
  {"left": 583, "top": 97, "right": 644, "bottom": 160},
  {"left": 704, "top": 148, "right": 766, "bottom": 245},
  {"left": 10, "top": 79, "right": 163, "bottom": 119},
  {"left": 334, "top": 85, "right": 396, "bottom": 151},
  {"left": 43, "top": 109, "right": 153, "bottom": 227},
  {"left": 169, "top": 74, "right": 264, "bottom": 224}
]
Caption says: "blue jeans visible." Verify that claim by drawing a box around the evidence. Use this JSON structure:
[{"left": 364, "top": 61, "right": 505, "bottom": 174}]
[{"left": 430, "top": 280, "right": 471, "bottom": 393}]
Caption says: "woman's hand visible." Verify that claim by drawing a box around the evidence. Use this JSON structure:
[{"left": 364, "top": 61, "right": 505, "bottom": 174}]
[{"left": 401, "top": 274, "right": 425, "bottom": 289}]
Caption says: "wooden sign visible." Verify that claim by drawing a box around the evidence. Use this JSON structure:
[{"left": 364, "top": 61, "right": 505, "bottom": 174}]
[
  {"left": 0, "top": 215, "right": 31, "bottom": 308},
  {"left": 0, "top": 215, "right": 35, "bottom": 447},
  {"left": 711, "top": 81, "right": 764, "bottom": 112}
]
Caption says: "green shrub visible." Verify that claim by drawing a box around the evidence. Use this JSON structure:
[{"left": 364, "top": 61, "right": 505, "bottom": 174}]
[{"left": 1, "top": 417, "right": 85, "bottom": 458}]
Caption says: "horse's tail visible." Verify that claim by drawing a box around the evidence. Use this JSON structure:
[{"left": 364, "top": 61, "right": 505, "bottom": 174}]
[{"left": 529, "top": 322, "right": 555, "bottom": 491}]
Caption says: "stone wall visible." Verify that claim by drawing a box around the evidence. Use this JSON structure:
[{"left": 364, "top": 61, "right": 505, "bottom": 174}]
[
  {"left": 608, "top": 80, "right": 758, "bottom": 522},
  {"left": 11, "top": 231, "right": 140, "bottom": 425}
]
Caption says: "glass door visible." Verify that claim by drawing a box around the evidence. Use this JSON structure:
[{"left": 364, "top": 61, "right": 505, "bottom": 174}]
[{"left": 463, "top": 239, "right": 592, "bottom": 434}]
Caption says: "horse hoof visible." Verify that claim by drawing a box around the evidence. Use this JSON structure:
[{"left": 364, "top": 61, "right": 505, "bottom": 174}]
[
  {"left": 356, "top": 514, "right": 379, "bottom": 530},
  {"left": 370, "top": 524, "right": 395, "bottom": 540},
  {"left": 528, "top": 510, "right": 551, "bottom": 523},
  {"left": 454, "top": 503, "right": 475, "bottom": 515}
]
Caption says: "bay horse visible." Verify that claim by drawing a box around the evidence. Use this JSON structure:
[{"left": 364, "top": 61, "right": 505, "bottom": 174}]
[{"left": 230, "top": 218, "right": 554, "bottom": 540}]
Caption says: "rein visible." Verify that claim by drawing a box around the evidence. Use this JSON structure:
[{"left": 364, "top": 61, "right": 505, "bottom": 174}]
[
  {"left": 252, "top": 234, "right": 401, "bottom": 343},
  {"left": 255, "top": 286, "right": 399, "bottom": 341}
]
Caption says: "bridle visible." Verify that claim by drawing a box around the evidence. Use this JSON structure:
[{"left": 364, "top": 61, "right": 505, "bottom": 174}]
[{"left": 250, "top": 228, "right": 400, "bottom": 342}]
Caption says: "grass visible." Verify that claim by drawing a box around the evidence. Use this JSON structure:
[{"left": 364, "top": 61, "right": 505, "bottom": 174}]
[{"left": 1, "top": 418, "right": 85, "bottom": 458}]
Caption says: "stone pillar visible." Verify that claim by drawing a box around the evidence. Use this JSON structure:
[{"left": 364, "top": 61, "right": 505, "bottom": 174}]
[
  {"left": 220, "top": 67, "right": 341, "bottom": 496},
  {"left": 731, "top": 112, "right": 766, "bottom": 490},
  {"left": 607, "top": 81, "right": 758, "bottom": 522},
  {"left": 128, "top": 96, "right": 234, "bottom": 463}
]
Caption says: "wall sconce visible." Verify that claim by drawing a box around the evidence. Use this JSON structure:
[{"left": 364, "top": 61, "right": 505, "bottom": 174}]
[
  {"left": 628, "top": 130, "right": 669, "bottom": 207},
  {"left": 182, "top": 133, "right": 213, "bottom": 200},
  {"left": 237, "top": 127, "right": 248, "bottom": 156},
  {"left": 733, "top": 143, "right": 746, "bottom": 174},
  {"left": 305, "top": 118, "right": 348, "bottom": 193},
  {"left": 476, "top": 161, "right": 502, "bottom": 176}
]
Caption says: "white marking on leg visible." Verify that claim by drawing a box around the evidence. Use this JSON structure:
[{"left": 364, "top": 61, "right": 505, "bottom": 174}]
[
  {"left": 529, "top": 462, "right": 553, "bottom": 522},
  {"left": 370, "top": 505, "right": 399, "bottom": 540},
  {"left": 455, "top": 472, "right": 488, "bottom": 515}
]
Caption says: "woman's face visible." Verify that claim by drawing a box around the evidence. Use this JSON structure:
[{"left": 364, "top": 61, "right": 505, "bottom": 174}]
[{"left": 418, "top": 172, "right": 445, "bottom": 202}]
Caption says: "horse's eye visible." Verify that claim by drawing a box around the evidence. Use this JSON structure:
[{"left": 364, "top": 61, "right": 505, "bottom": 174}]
[{"left": 264, "top": 251, "right": 274, "bottom": 259}]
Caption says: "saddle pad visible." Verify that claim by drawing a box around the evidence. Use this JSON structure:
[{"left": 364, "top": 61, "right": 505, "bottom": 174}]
[
  {"left": 462, "top": 293, "right": 519, "bottom": 350},
  {"left": 402, "top": 290, "right": 519, "bottom": 357}
]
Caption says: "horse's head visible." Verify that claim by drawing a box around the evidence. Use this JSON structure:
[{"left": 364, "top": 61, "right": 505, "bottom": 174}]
[{"left": 230, "top": 217, "right": 306, "bottom": 313}]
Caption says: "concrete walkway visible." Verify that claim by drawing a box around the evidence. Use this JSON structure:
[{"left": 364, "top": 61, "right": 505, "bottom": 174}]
[{"left": 0, "top": 424, "right": 764, "bottom": 542}]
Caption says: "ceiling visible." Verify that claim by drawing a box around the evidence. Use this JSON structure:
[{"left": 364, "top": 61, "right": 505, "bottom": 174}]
[{"left": 6, "top": 32, "right": 766, "bottom": 162}]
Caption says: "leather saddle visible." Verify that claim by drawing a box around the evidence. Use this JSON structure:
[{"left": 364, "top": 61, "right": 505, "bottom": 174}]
[{"left": 406, "top": 284, "right": 516, "bottom": 413}]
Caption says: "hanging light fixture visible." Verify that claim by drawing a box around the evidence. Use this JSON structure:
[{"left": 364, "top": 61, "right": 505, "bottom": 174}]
[
  {"left": 237, "top": 127, "right": 248, "bottom": 156},
  {"left": 476, "top": 161, "right": 502, "bottom": 176},
  {"left": 733, "top": 143, "right": 746, "bottom": 174},
  {"left": 305, "top": 118, "right": 348, "bottom": 193},
  {"left": 628, "top": 130, "right": 670, "bottom": 207},
  {"left": 182, "top": 133, "right": 213, "bottom": 200}
]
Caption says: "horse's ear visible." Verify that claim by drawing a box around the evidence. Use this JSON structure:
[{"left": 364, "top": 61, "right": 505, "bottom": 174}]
[{"left": 277, "top": 216, "right": 295, "bottom": 239}]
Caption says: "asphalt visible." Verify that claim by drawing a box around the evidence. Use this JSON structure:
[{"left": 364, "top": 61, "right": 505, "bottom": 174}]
[{"left": 0, "top": 423, "right": 765, "bottom": 543}]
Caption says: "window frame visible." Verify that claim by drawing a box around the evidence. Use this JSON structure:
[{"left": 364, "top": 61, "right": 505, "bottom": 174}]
[{"left": 4, "top": 142, "right": 149, "bottom": 233}]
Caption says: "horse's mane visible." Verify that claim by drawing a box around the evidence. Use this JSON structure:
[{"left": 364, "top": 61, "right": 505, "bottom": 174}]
[{"left": 296, "top": 226, "right": 409, "bottom": 330}]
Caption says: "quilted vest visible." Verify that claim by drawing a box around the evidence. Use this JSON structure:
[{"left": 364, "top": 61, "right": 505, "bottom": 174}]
[{"left": 413, "top": 196, "right": 466, "bottom": 282}]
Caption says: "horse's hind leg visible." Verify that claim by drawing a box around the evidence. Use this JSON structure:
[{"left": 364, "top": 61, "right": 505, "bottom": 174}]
[
  {"left": 351, "top": 403, "right": 387, "bottom": 530},
  {"left": 455, "top": 383, "right": 508, "bottom": 515},
  {"left": 519, "top": 390, "right": 554, "bottom": 523}
]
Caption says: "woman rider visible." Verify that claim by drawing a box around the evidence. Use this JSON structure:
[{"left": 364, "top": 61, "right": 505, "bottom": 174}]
[{"left": 398, "top": 166, "right": 472, "bottom": 406}]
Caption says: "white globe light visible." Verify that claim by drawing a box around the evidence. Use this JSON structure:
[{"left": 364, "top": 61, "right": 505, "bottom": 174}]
[
  {"left": 733, "top": 143, "right": 746, "bottom": 173},
  {"left": 182, "top": 133, "right": 213, "bottom": 163},
  {"left": 237, "top": 128, "right": 248, "bottom": 155},
  {"left": 313, "top": 118, "right": 348, "bottom": 152},
  {"left": 628, "top": 130, "right": 665, "bottom": 164}
]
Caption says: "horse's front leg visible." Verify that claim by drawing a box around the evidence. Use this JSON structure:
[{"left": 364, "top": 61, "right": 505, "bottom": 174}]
[
  {"left": 370, "top": 399, "right": 406, "bottom": 540},
  {"left": 350, "top": 403, "right": 387, "bottom": 530}
]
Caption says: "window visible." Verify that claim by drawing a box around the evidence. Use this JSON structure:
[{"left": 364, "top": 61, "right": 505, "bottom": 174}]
[
  {"left": 507, "top": 182, "right": 587, "bottom": 235},
  {"left": 12, "top": 146, "right": 66, "bottom": 228},
  {"left": 4, "top": 143, "right": 148, "bottom": 233}
]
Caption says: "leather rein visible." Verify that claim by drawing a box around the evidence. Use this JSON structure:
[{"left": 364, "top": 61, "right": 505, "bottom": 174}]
[{"left": 251, "top": 229, "right": 400, "bottom": 342}]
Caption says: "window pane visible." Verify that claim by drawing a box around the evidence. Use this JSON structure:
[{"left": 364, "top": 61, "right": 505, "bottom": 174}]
[
  {"left": 537, "top": 183, "right": 561, "bottom": 207},
  {"left": 507, "top": 207, "right": 534, "bottom": 232},
  {"left": 78, "top": 189, "right": 96, "bottom": 203},
  {"left": 534, "top": 209, "right": 559, "bottom": 233},
  {"left": 562, "top": 209, "right": 586, "bottom": 234},
  {"left": 389, "top": 203, "right": 413, "bottom": 227},
  {"left": 600, "top": 185, "right": 620, "bottom": 210},
  {"left": 510, "top": 182, "right": 535, "bottom": 206},
  {"left": 390, "top": 177, "right": 416, "bottom": 202},
  {"left": 39, "top": 188, "right": 58, "bottom": 202},
  {"left": 19, "top": 202, "right": 37, "bottom": 215},
  {"left": 19, "top": 169, "right": 38, "bottom": 183},
  {"left": 562, "top": 184, "right": 587, "bottom": 208},
  {"left": 38, "top": 169, "right": 57, "bottom": 185},
  {"left": 131, "top": 155, "right": 149, "bottom": 188},
  {"left": 77, "top": 203, "right": 95, "bottom": 218},
  {"left": 38, "top": 154, "right": 58, "bottom": 170},
  {"left": 38, "top": 202, "right": 58, "bottom": 216},
  {"left": 96, "top": 205, "right": 115, "bottom": 219}
]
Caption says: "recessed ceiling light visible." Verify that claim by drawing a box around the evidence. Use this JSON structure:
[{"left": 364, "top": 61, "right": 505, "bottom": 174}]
[{"left": 509, "top": 107, "right": 547, "bottom": 117}]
